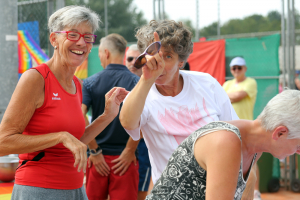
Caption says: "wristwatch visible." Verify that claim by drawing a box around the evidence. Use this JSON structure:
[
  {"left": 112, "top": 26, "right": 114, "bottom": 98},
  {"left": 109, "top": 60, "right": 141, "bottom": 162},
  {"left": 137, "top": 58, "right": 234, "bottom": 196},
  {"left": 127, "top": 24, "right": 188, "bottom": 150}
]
[{"left": 90, "top": 146, "right": 102, "bottom": 156}]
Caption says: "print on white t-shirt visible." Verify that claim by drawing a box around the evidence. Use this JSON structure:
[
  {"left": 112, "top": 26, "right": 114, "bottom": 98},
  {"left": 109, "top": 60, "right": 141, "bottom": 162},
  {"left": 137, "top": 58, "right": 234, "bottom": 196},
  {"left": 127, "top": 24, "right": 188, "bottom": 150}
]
[{"left": 124, "top": 70, "right": 239, "bottom": 183}]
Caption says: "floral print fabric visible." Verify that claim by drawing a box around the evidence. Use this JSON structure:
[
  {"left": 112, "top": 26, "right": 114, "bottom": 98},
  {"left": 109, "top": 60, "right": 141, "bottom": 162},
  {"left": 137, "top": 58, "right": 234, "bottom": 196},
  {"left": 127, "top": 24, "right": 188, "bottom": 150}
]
[{"left": 146, "top": 121, "right": 257, "bottom": 200}]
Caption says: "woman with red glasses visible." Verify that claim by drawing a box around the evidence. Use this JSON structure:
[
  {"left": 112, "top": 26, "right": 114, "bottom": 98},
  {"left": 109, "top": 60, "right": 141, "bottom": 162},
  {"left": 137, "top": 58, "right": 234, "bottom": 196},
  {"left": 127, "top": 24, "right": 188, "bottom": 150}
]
[
  {"left": 119, "top": 20, "right": 260, "bottom": 198},
  {"left": 0, "top": 5, "right": 128, "bottom": 200}
]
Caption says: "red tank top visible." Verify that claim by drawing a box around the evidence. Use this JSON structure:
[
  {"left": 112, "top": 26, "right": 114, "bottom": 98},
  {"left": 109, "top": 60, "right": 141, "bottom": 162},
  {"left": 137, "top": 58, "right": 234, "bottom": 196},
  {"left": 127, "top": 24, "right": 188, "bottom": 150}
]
[{"left": 15, "top": 64, "right": 86, "bottom": 190}]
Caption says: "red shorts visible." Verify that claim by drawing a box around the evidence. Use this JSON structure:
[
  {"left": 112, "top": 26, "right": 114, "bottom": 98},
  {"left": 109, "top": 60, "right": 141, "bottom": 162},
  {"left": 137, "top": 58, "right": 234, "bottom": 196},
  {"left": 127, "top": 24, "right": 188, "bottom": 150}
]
[{"left": 86, "top": 155, "right": 139, "bottom": 200}]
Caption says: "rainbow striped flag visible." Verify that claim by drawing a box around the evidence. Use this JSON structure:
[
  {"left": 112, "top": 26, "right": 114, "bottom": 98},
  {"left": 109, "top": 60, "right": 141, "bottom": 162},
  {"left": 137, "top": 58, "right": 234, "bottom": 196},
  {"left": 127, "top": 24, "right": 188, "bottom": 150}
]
[
  {"left": 18, "top": 40, "right": 32, "bottom": 74},
  {"left": 0, "top": 182, "right": 14, "bottom": 200},
  {"left": 74, "top": 58, "right": 88, "bottom": 80},
  {"left": 18, "top": 30, "right": 49, "bottom": 74}
]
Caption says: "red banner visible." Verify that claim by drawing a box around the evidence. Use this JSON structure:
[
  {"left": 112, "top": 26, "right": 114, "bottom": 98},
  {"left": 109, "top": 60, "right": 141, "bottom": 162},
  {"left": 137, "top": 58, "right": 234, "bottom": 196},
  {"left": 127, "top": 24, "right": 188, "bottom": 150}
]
[{"left": 188, "top": 39, "right": 226, "bottom": 85}]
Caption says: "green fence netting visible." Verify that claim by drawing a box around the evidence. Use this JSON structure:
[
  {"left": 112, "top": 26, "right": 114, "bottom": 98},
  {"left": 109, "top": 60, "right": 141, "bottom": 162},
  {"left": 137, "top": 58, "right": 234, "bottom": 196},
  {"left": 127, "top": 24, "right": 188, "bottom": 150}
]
[
  {"left": 225, "top": 34, "right": 280, "bottom": 119},
  {"left": 88, "top": 46, "right": 103, "bottom": 77}
]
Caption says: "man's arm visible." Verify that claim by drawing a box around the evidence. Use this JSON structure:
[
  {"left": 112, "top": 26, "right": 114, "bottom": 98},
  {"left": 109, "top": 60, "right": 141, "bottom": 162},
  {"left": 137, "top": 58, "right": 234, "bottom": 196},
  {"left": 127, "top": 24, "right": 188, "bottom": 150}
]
[
  {"left": 111, "top": 136, "right": 140, "bottom": 176},
  {"left": 227, "top": 91, "right": 248, "bottom": 103}
]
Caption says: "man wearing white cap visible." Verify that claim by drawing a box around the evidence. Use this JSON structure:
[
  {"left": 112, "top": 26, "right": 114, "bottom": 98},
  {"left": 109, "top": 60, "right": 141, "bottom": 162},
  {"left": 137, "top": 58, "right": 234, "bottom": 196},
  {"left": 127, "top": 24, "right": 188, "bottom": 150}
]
[
  {"left": 223, "top": 57, "right": 260, "bottom": 200},
  {"left": 223, "top": 57, "right": 257, "bottom": 120}
]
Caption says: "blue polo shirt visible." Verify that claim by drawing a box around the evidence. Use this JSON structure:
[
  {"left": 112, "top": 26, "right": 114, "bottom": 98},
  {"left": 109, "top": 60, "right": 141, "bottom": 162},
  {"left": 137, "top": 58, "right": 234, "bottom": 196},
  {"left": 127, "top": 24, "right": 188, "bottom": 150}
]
[{"left": 82, "top": 64, "right": 139, "bottom": 155}]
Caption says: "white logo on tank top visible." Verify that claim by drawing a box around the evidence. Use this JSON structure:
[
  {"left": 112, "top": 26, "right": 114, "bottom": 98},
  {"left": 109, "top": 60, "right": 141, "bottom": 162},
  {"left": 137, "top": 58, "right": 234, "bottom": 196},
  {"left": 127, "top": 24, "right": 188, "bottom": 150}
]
[{"left": 52, "top": 93, "right": 61, "bottom": 100}]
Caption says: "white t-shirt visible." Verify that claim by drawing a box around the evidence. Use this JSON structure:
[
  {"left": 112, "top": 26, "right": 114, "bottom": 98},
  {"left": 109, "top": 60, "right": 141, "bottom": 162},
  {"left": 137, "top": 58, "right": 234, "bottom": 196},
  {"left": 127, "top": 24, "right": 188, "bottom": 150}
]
[{"left": 124, "top": 70, "right": 239, "bottom": 183}]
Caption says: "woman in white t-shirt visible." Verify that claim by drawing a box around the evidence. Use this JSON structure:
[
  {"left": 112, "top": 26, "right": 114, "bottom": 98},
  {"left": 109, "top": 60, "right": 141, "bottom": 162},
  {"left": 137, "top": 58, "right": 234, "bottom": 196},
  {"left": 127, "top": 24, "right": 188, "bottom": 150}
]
[{"left": 120, "top": 20, "right": 238, "bottom": 185}]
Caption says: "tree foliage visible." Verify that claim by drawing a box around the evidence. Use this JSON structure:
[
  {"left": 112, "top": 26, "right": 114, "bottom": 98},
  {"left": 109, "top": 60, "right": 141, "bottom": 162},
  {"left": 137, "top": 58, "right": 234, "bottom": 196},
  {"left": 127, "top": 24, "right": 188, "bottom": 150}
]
[
  {"left": 199, "top": 10, "right": 300, "bottom": 37},
  {"left": 65, "top": 0, "right": 147, "bottom": 43},
  {"left": 178, "top": 18, "right": 196, "bottom": 39}
]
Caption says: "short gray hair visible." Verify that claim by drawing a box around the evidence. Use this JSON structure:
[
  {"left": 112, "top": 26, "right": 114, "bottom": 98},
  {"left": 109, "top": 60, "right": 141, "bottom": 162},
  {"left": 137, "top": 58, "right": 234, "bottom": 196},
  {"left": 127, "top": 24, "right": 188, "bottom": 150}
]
[
  {"left": 135, "top": 20, "right": 193, "bottom": 61},
  {"left": 257, "top": 89, "right": 300, "bottom": 139},
  {"left": 127, "top": 44, "right": 140, "bottom": 53},
  {"left": 48, "top": 5, "right": 100, "bottom": 33},
  {"left": 100, "top": 33, "right": 127, "bottom": 55}
]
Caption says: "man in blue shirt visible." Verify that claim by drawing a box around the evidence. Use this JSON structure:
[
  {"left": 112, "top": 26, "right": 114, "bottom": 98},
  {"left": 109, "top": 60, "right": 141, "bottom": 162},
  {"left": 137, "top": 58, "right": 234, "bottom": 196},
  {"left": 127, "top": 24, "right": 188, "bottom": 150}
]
[{"left": 82, "top": 33, "right": 140, "bottom": 200}]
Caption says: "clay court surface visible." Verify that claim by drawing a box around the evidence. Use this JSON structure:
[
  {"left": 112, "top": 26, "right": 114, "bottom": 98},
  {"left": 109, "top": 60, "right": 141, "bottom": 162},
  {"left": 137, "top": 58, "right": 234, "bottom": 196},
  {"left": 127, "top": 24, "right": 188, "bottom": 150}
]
[
  {"left": 1, "top": 182, "right": 299, "bottom": 200},
  {"left": 261, "top": 189, "right": 300, "bottom": 200}
]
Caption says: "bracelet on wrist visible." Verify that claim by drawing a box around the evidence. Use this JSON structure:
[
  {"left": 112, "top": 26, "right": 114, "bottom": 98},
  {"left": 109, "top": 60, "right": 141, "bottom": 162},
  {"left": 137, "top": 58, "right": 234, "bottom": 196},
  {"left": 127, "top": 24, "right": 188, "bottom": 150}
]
[{"left": 90, "top": 146, "right": 102, "bottom": 156}]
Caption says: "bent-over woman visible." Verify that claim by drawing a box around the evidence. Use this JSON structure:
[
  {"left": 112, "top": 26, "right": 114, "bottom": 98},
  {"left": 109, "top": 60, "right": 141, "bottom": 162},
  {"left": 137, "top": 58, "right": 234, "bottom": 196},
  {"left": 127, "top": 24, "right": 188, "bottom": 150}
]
[{"left": 147, "top": 89, "right": 300, "bottom": 200}]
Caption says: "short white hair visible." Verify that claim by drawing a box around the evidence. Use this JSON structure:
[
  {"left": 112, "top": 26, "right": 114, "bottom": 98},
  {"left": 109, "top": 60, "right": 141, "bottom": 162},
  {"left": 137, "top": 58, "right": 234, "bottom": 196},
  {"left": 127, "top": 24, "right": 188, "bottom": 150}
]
[
  {"left": 48, "top": 5, "right": 100, "bottom": 33},
  {"left": 127, "top": 44, "right": 141, "bottom": 53},
  {"left": 257, "top": 89, "right": 300, "bottom": 139}
]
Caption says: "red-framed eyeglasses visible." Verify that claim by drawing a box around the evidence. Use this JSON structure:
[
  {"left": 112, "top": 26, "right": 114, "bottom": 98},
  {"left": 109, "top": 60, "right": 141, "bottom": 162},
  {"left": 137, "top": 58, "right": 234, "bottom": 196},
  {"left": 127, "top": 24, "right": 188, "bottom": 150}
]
[{"left": 55, "top": 31, "right": 97, "bottom": 43}]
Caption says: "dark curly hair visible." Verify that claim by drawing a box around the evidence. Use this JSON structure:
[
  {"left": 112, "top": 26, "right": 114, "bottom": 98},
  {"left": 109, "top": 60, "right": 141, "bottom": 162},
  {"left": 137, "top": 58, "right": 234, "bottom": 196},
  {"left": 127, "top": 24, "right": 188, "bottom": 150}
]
[{"left": 135, "top": 20, "right": 193, "bottom": 61}]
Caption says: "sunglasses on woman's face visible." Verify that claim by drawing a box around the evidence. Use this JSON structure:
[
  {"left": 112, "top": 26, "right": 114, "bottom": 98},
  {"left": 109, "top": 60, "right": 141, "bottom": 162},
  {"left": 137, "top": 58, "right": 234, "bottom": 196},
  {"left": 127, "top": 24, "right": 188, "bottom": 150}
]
[
  {"left": 134, "top": 41, "right": 161, "bottom": 69},
  {"left": 232, "top": 66, "right": 243, "bottom": 71}
]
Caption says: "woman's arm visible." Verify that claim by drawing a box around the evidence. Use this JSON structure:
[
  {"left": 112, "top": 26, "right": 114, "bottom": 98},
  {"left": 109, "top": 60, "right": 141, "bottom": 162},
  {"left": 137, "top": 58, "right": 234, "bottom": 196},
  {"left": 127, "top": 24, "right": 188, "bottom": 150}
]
[
  {"left": 241, "top": 153, "right": 262, "bottom": 200},
  {"left": 0, "top": 70, "right": 61, "bottom": 154},
  {"left": 119, "top": 78, "right": 153, "bottom": 130},
  {"left": 241, "top": 165, "right": 256, "bottom": 200},
  {"left": 0, "top": 70, "right": 87, "bottom": 172},
  {"left": 120, "top": 32, "right": 165, "bottom": 130},
  {"left": 80, "top": 87, "right": 129, "bottom": 144},
  {"left": 194, "top": 130, "right": 241, "bottom": 200},
  {"left": 77, "top": 77, "right": 128, "bottom": 144}
]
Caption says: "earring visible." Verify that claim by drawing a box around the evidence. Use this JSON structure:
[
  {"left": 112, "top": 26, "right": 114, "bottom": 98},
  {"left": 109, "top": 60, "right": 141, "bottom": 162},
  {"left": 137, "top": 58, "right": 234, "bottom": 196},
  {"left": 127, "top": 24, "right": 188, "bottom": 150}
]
[
  {"left": 90, "top": 50, "right": 92, "bottom": 53},
  {"left": 54, "top": 46, "right": 57, "bottom": 50}
]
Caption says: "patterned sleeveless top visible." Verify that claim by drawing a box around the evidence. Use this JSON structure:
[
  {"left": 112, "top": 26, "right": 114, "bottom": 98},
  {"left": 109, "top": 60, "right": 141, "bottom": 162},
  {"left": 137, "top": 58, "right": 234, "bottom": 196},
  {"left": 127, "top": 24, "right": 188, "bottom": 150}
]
[{"left": 146, "top": 121, "right": 257, "bottom": 200}]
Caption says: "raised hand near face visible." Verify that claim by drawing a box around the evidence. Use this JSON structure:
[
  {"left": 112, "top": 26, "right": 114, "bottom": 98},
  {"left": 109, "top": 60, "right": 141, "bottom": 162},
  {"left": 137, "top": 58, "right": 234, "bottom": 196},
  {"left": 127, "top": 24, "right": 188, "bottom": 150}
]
[{"left": 142, "top": 32, "right": 165, "bottom": 83}]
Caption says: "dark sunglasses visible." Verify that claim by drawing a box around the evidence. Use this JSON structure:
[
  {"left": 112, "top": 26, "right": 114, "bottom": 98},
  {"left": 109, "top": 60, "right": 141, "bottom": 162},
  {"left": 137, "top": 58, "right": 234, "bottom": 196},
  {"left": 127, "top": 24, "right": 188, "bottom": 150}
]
[
  {"left": 126, "top": 57, "right": 137, "bottom": 62},
  {"left": 232, "top": 66, "right": 243, "bottom": 71},
  {"left": 134, "top": 41, "right": 161, "bottom": 69}
]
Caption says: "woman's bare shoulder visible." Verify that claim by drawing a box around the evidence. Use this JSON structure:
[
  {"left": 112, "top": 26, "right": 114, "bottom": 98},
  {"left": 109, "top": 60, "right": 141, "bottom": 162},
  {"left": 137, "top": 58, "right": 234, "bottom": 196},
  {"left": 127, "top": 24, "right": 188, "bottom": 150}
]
[
  {"left": 20, "top": 69, "right": 45, "bottom": 84},
  {"left": 194, "top": 130, "right": 242, "bottom": 170},
  {"left": 197, "top": 130, "right": 241, "bottom": 149},
  {"left": 13, "top": 69, "right": 45, "bottom": 107}
]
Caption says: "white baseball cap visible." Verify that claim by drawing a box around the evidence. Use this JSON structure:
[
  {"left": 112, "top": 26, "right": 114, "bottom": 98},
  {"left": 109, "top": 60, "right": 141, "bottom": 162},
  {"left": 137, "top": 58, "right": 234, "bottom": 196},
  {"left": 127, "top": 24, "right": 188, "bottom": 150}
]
[{"left": 230, "top": 57, "right": 246, "bottom": 67}]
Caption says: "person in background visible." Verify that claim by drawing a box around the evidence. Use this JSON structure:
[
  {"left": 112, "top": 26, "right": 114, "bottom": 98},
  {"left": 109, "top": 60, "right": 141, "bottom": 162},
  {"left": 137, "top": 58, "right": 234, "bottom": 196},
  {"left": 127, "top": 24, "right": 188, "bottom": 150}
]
[
  {"left": 125, "top": 44, "right": 152, "bottom": 200},
  {"left": 82, "top": 34, "right": 140, "bottom": 200},
  {"left": 120, "top": 20, "right": 257, "bottom": 199},
  {"left": 147, "top": 89, "right": 300, "bottom": 200},
  {"left": 223, "top": 57, "right": 257, "bottom": 120},
  {"left": 126, "top": 44, "right": 143, "bottom": 77},
  {"left": 0, "top": 6, "right": 128, "bottom": 200},
  {"left": 222, "top": 57, "right": 259, "bottom": 200}
]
